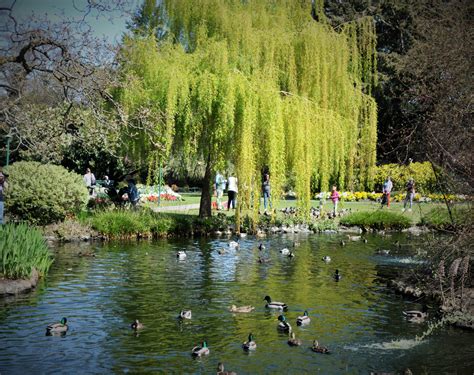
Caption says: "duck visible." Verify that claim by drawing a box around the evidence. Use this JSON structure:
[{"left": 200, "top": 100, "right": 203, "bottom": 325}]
[
  {"left": 264, "top": 295, "right": 288, "bottom": 310},
  {"left": 217, "top": 362, "right": 237, "bottom": 375},
  {"left": 229, "top": 304, "right": 255, "bottom": 313},
  {"left": 280, "top": 248, "right": 290, "bottom": 255},
  {"left": 191, "top": 341, "right": 210, "bottom": 357},
  {"left": 334, "top": 269, "right": 342, "bottom": 281},
  {"left": 78, "top": 251, "right": 96, "bottom": 257},
  {"left": 218, "top": 248, "right": 226, "bottom": 255},
  {"left": 242, "top": 333, "right": 257, "bottom": 351},
  {"left": 322, "top": 256, "right": 331, "bottom": 263},
  {"left": 179, "top": 310, "right": 192, "bottom": 319},
  {"left": 293, "top": 241, "right": 300, "bottom": 248},
  {"left": 258, "top": 243, "right": 266, "bottom": 251},
  {"left": 277, "top": 315, "right": 292, "bottom": 332},
  {"left": 311, "top": 339, "right": 330, "bottom": 354},
  {"left": 287, "top": 251, "right": 295, "bottom": 258},
  {"left": 46, "top": 317, "right": 68, "bottom": 335},
  {"left": 287, "top": 331, "right": 302, "bottom": 346},
  {"left": 228, "top": 241, "right": 239, "bottom": 248},
  {"left": 239, "top": 232, "right": 247, "bottom": 238},
  {"left": 130, "top": 319, "right": 144, "bottom": 330},
  {"left": 177, "top": 251, "right": 187, "bottom": 260},
  {"left": 296, "top": 310, "right": 311, "bottom": 326},
  {"left": 257, "top": 256, "right": 271, "bottom": 264},
  {"left": 340, "top": 240, "right": 346, "bottom": 246},
  {"left": 363, "top": 238, "right": 368, "bottom": 243},
  {"left": 403, "top": 306, "right": 428, "bottom": 323},
  {"left": 377, "top": 249, "right": 390, "bottom": 255}
]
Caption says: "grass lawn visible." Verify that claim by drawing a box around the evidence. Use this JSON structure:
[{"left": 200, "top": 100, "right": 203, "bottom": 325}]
[{"left": 145, "top": 192, "right": 449, "bottom": 224}]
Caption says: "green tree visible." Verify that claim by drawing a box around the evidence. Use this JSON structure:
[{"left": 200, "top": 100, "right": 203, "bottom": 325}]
[{"left": 119, "top": 0, "right": 378, "bottom": 219}]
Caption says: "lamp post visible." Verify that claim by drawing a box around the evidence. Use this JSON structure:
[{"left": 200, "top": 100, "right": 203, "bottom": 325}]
[{"left": 5, "top": 133, "right": 12, "bottom": 167}]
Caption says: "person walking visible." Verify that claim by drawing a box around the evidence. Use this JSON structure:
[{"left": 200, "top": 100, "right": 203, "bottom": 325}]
[
  {"left": 262, "top": 173, "right": 272, "bottom": 214},
  {"left": 403, "top": 178, "right": 415, "bottom": 212},
  {"left": 227, "top": 173, "right": 238, "bottom": 210},
  {"left": 381, "top": 176, "right": 393, "bottom": 208},
  {"left": 0, "top": 172, "right": 7, "bottom": 225},
  {"left": 127, "top": 179, "right": 140, "bottom": 209},
  {"left": 215, "top": 172, "right": 227, "bottom": 210},
  {"left": 329, "top": 185, "right": 340, "bottom": 217},
  {"left": 83, "top": 168, "right": 96, "bottom": 196}
]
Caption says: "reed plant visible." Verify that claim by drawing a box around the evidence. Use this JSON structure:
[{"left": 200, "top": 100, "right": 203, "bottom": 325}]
[{"left": 0, "top": 223, "right": 53, "bottom": 279}]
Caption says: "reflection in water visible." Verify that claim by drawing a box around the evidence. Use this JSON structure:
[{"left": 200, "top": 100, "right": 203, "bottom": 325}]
[{"left": 0, "top": 234, "right": 472, "bottom": 374}]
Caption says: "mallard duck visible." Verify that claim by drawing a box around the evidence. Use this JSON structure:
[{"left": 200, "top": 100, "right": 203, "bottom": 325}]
[
  {"left": 280, "top": 248, "right": 290, "bottom": 255},
  {"left": 258, "top": 243, "right": 266, "bottom": 251},
  {"left": 177, "top": 251, "right": 187, "bottom": 260},
  {"left": 218, "top": 248, "right": 226, "bottom": 255},
  {"left": 242, "top": 333, "right": 257, "bottom": 351},
  {"left": 288, "top": 251, "right": 295, "bottom": 258},
  {"left": 340, "top": 240, "right": 346, "bottom": 246},
  {"left": 334, "top": 269, "right": 342, "bottom": 281},
  {"left": 311, "top": 340, "right": 330, "bottom": 354},
  {"left": 257, "top": 256, "right": 271, "bottom": 264},
  {"left": 322, "top": 256, "right": 331, "bottom": 263},
  {"left": 228, "top": 241, "right": 239, "bottom": 248},
  {"left": 287, "top": 331, "right": 302, "bottom": 346},
  {"left": 217, "top": 362, "right": 237, "bottom": 375},
  {"left": 229, "top": 305, "right": 255, "bottom": 313},
  {"left": 363, "top": 238, "right": 368, "bottom": 243},
  {"left": 277, "top": 315, "right": 292, "bottom": 332},
  {"left": 130, "top": 319, "right": 144, "bottom": 330},
  {"left": 78, "top": 251, "right": 96, "bottom": 257},
  {"left": 192, "top": 341, "right": 210, "bottom": 357},
  {"left": 46, "top": 317, "right": 68, "bottom": 335},
  {"left": 296, "top": 310, "right": 310, "bottom": 326},
  {"left": 403, "top": 307, "right": 428, "bottom": 323},
  {"left": 264, "top": 295, "right": 288, "bottom": 310},
  {"left": 179, "top": 310, "right": 192, "bottom": 319}
]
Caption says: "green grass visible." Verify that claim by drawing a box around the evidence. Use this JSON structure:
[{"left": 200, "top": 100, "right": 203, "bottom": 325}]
[
  {"left": 420, "top": 206, "right": 472, "bottom": 230},
  {"left": 340, "top": 210, "right": 412, "bottom": 230},
  {"left": 0, "top": 223, "right": 54, "bottom": 279}
]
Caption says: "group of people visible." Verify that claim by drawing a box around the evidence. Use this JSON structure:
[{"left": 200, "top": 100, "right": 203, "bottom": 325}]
[{"left": 380, "top": 176, "right": 416, "bottom": 211}]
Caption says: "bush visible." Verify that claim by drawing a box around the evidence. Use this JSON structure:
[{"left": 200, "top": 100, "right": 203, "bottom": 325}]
[
  {"left": 421, "top": 206, "right": 472, "bottom": 230},
  {"left": 0, "top": 223, "right": 53, "bottom": 279},
  {"left": 340, "top": 210, "right": 412, "bottom": 230},
  {"left": 5, "top": 161, "right": 89, "bottom": 225},
  {"left": 374, "top": 162, "right": 436, "bottom": 194}
]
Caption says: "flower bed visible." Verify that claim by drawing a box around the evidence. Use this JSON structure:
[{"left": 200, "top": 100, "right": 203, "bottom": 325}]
[{"left": 315, "top": 191, "right": 469, "bottom": 203}]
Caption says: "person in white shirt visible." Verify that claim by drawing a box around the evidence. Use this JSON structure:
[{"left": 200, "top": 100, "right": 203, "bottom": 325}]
[
  {"left": 83, "top": 168, "right": 96, "bottom": 196},
  {"left": 227, "top": 174, "right": 238, "bottom": 210}
]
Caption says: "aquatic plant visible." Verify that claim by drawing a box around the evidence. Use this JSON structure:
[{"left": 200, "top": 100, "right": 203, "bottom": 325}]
[{"left": 0, "top": 223, "right": 53, "bottom": 279}]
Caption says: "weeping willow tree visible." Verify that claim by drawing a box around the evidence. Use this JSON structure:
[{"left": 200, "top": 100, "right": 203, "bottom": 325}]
[{"left": 118, "top": 0, "right": 377, "bottom": 220}]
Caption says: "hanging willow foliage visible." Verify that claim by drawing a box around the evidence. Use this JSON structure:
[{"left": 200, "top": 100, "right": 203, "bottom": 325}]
[{"left": 118, "top": 0, "right": 377, "bottom": 220}]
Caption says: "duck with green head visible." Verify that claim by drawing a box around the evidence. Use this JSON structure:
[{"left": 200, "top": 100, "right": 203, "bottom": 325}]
[
  {"left": 242, "top": 333, "right": 257, "bottom": 351},
  {"left": 192, "top": 341, "right": 210, "bottom": 357},
  {"left": 264, "top": 295, "right": 288, "bottom": 310},
  {"left": 46, "top": 317, "right": 68, "bottom": 335},
  {"left": 277, "top": 315, "right": 292, "bottom": 332},
  {"left": 296, "top": 310, "right": 310, "bottom": 326}
]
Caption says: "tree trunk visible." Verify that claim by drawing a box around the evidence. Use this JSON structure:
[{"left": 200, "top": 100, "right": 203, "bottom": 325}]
[{"left": 199, "top": 154, "right": 212, "bottom": 218}]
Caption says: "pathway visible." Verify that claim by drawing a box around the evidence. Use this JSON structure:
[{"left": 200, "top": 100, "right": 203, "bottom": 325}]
[{"left": 151, "top": 204, "right": 200, "bottom": 213}]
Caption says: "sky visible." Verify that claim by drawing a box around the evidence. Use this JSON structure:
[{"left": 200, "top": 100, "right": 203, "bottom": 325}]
[{"left": 7, "top": 0, "right": 141, "bottom": 44}]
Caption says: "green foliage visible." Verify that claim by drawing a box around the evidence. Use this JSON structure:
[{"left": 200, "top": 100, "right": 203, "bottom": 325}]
[
  {"left": 5, "top": 161, "right": 89, "bottom": 225},
  {"left": 119, "top": 0, "right": 378, "bottom": 222},
  {"left": 309, "top": 219, "right": 339, "bottom": 232},
  {"left": 0, "top": 223, "right": 53, "bottom": 279},
  {"left": 420, "top": 206, "right": 472, "bottom": 231},
  {"left": 340, "top": 210, "right": 412, "bottom": 230},
  {"left": 374, "top": 162, "right": 436, "bottom": 193}
]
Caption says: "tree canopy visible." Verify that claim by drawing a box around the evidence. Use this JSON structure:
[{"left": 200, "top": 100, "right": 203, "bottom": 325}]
[{"left": 118, "top": 0, "right": 378, "bottom": 218}]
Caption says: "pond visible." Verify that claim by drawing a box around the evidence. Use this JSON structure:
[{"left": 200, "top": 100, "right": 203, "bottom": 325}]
[{"left": 0, "top": 233, "right": 473, "bottom": 374}]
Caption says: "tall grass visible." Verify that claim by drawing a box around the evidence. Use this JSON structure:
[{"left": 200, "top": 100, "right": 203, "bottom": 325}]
[
  {"left": 0, "top": 223, "right": 54, "bottom": 279},
  {"left": 421, "top": 206, "right": 472, "bottom": 230},
  {"left": 340, "top": 210, "right": 412, "bottom": 230}
]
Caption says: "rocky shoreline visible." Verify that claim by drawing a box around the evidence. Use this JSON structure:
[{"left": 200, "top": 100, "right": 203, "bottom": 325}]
[{"left": 0, "top": 268, "right": 39, "bottom": 296}]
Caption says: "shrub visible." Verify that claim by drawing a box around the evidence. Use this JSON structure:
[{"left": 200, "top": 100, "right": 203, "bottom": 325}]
[
  {"left": 374, "top": 162, "right": 436, "bottom": 193},
  {"left": 310, "top": 219, "right": 339, "bottom": 232},
  {"left": 5, "top": 161, "right": 89, "bottom": 225},
  {"left": 340, "top": 210, "right": 412, "bottom": 230},
  {"left": 0, "top": 223, "right": 53, "bottom": 279},
  {"left": 421, "top": 206, "right": 472, "bottom": 230}
]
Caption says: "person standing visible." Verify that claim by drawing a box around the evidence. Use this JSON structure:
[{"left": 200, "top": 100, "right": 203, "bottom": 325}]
[
  {"left": 127, "top": 179, "right": 140, "bottom": 208},
  {"left": 0, "top": 172, "right": 7, "bottom": 225},
  {"left": 227, "top": 173, "right": 238, "bottom": 210},
  {"left": 215, "top": 172, "right": 227, "bottom": 210},
  {"left": 381, "top": 176, "right": 393, "bottom": 208},
  {"left": 329, "top": 185, "right": 340, "bottom": 216},
  {"left": 83, "top": 168, "right": 96, "bottom": 196},
  {"left": 403, "top": 178, "right": 415, "bottom": 212},
  {"left": 262, "top": 173, "right": 272, "bottom": 214}
]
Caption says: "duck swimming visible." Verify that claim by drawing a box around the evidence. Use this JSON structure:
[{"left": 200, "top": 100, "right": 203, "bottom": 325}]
[
  {"left": 229, "top": 305, "right": 255, "bottom": 313},
  {"left": 216, "top": 362, "right": 237, "bottom": 375},
  {"left": 280, "top": 248, "right": 290, "bottom": 255},
  {"left": 403, "top": 306, "right": 428, "bottom": 323},
  {"left": 322, "top": 256, "right": 331, "bottom": 263},
  {"left": 228, "top": 241, "right": 239, "bottom": 248},
  {"left": 192, "top": 341, "right": 210, "bottom": 357},
  {"left": 334, "top": 269, "right": 342, "bottom": 281},
  {"left": 277, "top": 315, "right": 292, "bottom": 332},
  {"left": 242, "top": 333, "right": 257, "bottom": 351},
  {"left": 46, "top": 317, "right": 68, "bottom": 335},
  {"left": 287, "top": 331, "right": 302, "bottom": 346},
  {"left": 131, "top": 319, "right": 144, "bottom": 330},
  {"left": 296, "top": 310, "right": 310, "bottom": 326},
  {"left": 179, "top": 310, "right": 192, "bottom": 319},
  {"left": 177, "top": 251, "right": 187, "bottom": 260},
  {"left": 311, "top": 340, "right": 330, "bottom": 354},
  {"left": 264, "top": 295, "right": 288, "bottom": 310},
  {"left": 258, "top": 243, "right": 266, "bottom": 251}
]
